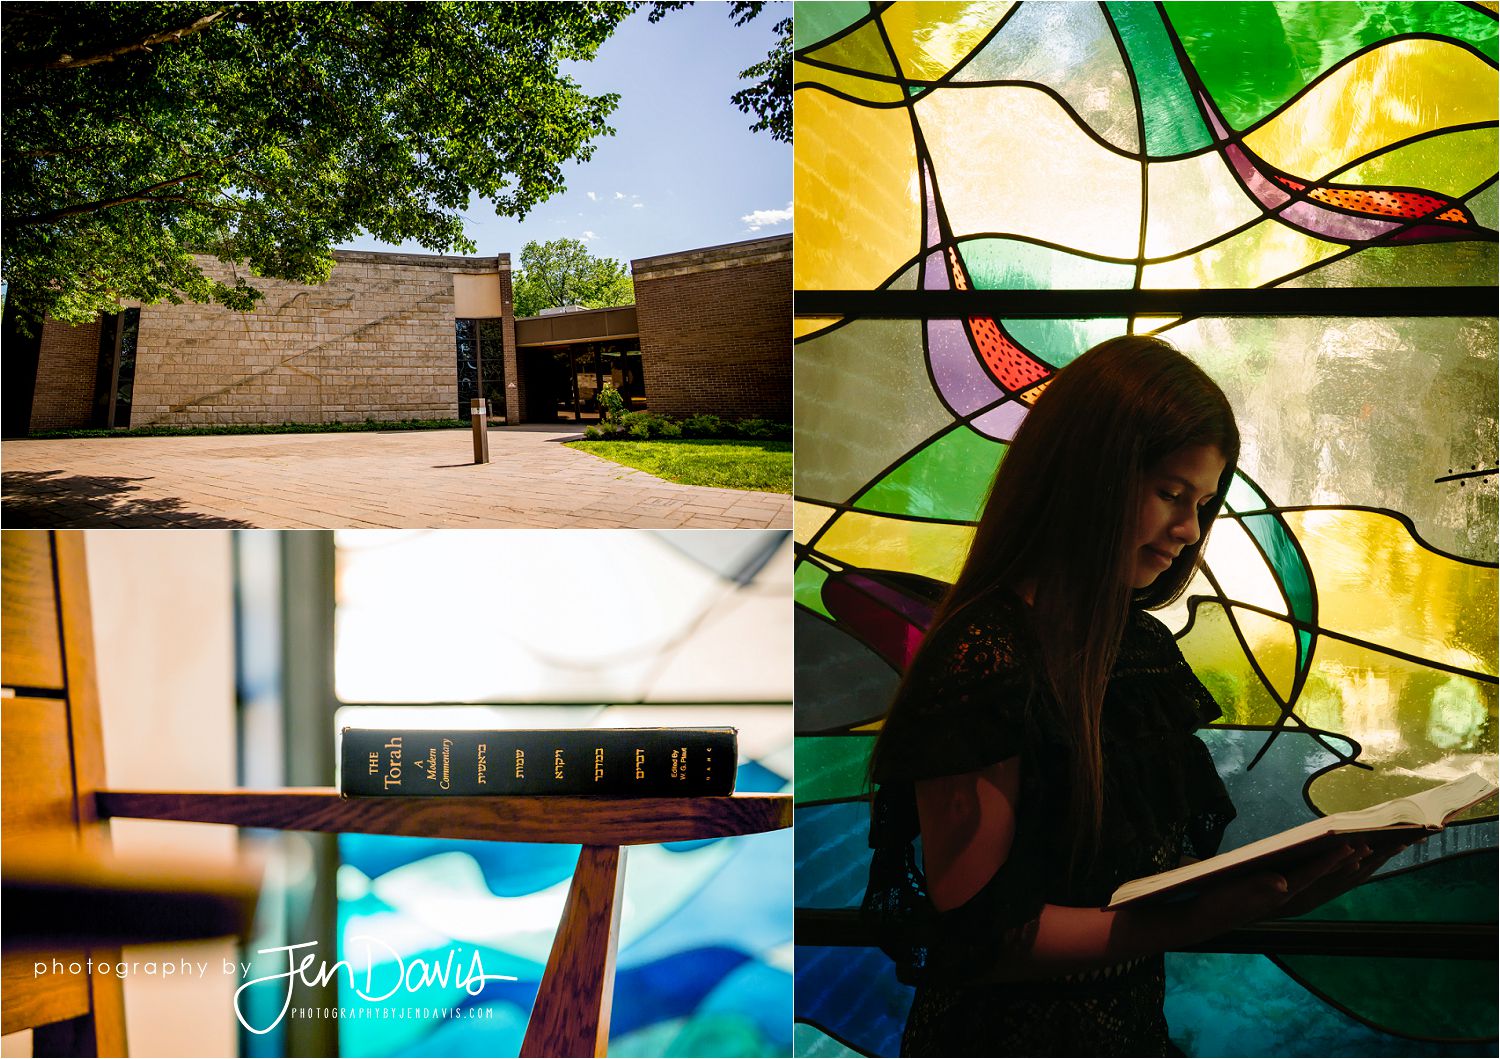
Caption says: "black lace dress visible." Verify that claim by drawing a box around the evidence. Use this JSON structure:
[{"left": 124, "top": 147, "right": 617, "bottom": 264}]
[{"left": 863, "top": 593, "right": 1236, "bottom": 1057}]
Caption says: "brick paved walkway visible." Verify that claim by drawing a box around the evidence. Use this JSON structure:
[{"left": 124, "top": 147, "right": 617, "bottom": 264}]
[{"left": 1, "top": 427, "right": 792, "bottom": 529}]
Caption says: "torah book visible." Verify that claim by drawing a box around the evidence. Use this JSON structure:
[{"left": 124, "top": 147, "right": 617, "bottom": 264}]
[
  {"left": 1106, "top": 772, "right": 1497, "bottom": 909},
  {"left": 339, "top": 727, "right": 737, "bottom": 797}
]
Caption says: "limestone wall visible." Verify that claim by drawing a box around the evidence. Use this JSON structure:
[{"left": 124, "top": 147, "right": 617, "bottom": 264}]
[{"left": 129, "top": 252, "right": 507, "bottom": 426}]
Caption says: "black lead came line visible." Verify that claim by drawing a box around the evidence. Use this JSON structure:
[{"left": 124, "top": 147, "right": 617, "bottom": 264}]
[{"left": 793, "top": 286, "right": 1496, "bottom": 318}]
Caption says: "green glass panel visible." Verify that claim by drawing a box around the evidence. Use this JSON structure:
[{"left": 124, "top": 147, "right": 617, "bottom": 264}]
[
  {"left": 794, "top": 1022, "right": 864, "bottom": 1058},
  {"left": 1224, "top": 473, "right": 1267, "bottom": 514},
  {"left": 960, "top": 237, "right": 1136, "bottom": 290},
  {"left": 1167, "top": 952, "right": 1499, "bottom": 1057},
  {"left": 1166, "top": 1, "right": 1500, "bottom": 131},
  {"left": 854, "top": 427, "right": 1005, "bottom": 520},
  {"left": 796, "top": 735, "right": 875, "bottom": 805},
  {"left": 1000, "top": 317, "right": 1131, "bottom": 370},
  {"left": 1177, "top": 601, "right": 1287, "bottom": 725},
  {"left": 795, "top": 1, "right": 875, "bottom": 52},
  {"left": 795, "top": 318, "right": 953, "bottom": 506},
  {"left": 1239, "top": 513, "right": 1313, "bottom": 617},
  {"left": 1331, "top": 126, "right": 1498, "bottom": 198},
  {"left": 885, "top": 260, "right": 919, "bottom": 290},
  {"left": 1277, "top": 241, "right": 1498, "bottom": 290},
  {"left": 1467, "top": 180, "right": 1499, "bottom": 230},
  {"left": 1105, "top": 1, "right": 1213, "bottom": 156},
  {"left": 796, "top": 560, "right": 834, "bottom": 620},
  {"left": 1295, "top": 626, "right": 1312, "bottom": 672},
  {"left": 1293, "top": 850, "right": 1497, "bottom": 924},
  {"left": 1276, "top": 954, "right": 1498, "bottom": 1041},
  {"left": 802, "top": 16, "right": 900, "bottom": 79}
]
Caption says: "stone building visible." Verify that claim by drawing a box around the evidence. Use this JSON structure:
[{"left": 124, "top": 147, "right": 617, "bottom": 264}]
[{"left": 4, "top": 234, "right": 790, "bottom": 434}]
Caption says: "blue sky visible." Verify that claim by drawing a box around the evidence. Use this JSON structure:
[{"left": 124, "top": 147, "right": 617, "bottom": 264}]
[{"left": 338, "top": 3, "right": 792, "bottom": 267}]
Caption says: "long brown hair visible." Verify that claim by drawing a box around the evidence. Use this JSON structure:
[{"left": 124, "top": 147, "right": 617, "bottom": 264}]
[{"left": 868, "top": 335, "right": 1240, "bottom": 866}]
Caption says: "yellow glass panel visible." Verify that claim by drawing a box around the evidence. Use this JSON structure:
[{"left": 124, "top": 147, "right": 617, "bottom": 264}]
[
  {"left": 795, "top": 500, "right": 838, "bottom": 546},
  {"left": 916, "top": 85, "right": 1141, "bottom": 259},
  {"left": 794, "top": 317, "right": 841, "bottom": 340},
  {"left": 1231, "top": 606, "right": 1298, "bottom": 702},
  {"left": 1176, "top": 599, "right": 1286, "bottom": 725},
  {"left": 794, "top": 60, "right": 908, "bottom": 105},
  {"left": 1203, "top": 517, "right": 1289, "bottom": 616},
  {"left": 1332, "top": 127, "right": 1499, "bottom": 199},
  {"left": 1301, "top": 635, "right": 1497, "bottom": 816},
  {"left": 1242, "top": 39, "right": 1499, "bottom": 180},
  {"left": 801, "top": 18, "right": 900, "bottom": 79},
  {"left": 880, "top": 1, "right": 1016, "bottom": 82},
  {"left": 795, "top": 89, "right": 921, "bottom": 291},
  {"left": 1284, "top": 509, "right": 1498, "bottom": 678},
  {"left": 853, "top": 718, "right": 884, "bottom": 731},
  {"left": 1144, "top": 150, "right": 1263, "bottom": 260},
  {"left": 814, "top": 510, "right": 973, "bottom": 584},
  {"left": 1140, "top": 218, "right": 1344, "bottom": 289}
]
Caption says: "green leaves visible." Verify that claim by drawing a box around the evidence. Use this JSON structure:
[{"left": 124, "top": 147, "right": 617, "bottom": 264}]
[
  {"left": 3, "top": 1, "right": 632, "bottom": 322},
  {"left": 513, "top": 238, "right": 634, "bottom": 318}
]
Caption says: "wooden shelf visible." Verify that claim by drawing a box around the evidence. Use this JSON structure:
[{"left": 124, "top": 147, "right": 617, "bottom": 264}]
[{"left": 98, "top": 788, "right": 792, "bottom": 845}]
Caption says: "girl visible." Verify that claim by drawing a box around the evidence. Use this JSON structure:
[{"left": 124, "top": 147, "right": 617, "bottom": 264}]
[{"left": 863, "top": 336, "right": 1387, "bottom": 1056}]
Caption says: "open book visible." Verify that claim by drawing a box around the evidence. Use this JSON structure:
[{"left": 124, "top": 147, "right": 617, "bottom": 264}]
[{"left": 1106, "top": 772, "right": 1497, "bottom": 909}]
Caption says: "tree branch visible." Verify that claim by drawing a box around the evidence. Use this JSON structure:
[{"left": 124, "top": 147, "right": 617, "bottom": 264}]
[
  {"left": 15, "top": 6, "right": 234, "bottom": 71},
  {"left": 8, "top": 170, "right": 216, "bottom": 226}
]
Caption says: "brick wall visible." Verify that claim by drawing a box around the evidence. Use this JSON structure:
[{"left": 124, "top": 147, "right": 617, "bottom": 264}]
[
  {"left": 129, "top": 251, "right": 507, "bottom": 427},
  {"left": 30, "top": 317, "right": 102, "bottom": 432},
  {"left": 631, "top": 235, "right": 791, "bottom": 422}
]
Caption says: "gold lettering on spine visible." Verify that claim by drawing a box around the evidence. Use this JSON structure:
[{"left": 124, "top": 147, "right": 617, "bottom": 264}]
[
  {"left": 515, "top": 749, "right": 525, "bottom": 780},
  {"left": 554, "top": 749, "right": 565, "bottom": 780},
  {"left": 594, "top": 747, "right": 605, "bottom": 782},
  {"left": 440, "top": 739, "right": 452, "bottom": 791},
  {"left": 382, "top": 736, "right": 403, "bottom": 790},
  {"left": 477, "top": 743, "right": 488, "bottom": 785},
  {"left": 634, "top": 748, "right": 646, "bottom": 780}
]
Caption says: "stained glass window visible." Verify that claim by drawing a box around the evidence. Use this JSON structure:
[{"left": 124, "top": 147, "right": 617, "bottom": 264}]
[{"left": 793, "top": 3, "right": 1497, "bottom": 1055}]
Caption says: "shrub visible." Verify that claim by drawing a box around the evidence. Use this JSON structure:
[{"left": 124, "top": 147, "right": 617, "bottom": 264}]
[
  {"left": 733, "top": 418, "right": 790, "bottom": 439},
  {"left": 578, "top": 412, "right": 791, "bottom": 442},
  {"left": 680, "top": 413, "right": 726, "bottom": 438},
  {"left": 621, "top": 411, "right": 681, "bottom": 439},
  {"left": 598, "top": 381, "right": 627, "bottom": 424}
]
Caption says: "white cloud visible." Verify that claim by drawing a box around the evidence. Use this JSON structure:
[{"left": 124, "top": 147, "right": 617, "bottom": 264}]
[
  {"left": 587, "top": 191, "right": 599, "bottom": 202},
  {"left": 580, "top": 230, "right": 598, "bottom": 243},
  {"left": 614, "top": 191, "right": 627, "bottom": 200},
  {"left": 741, "top": 201, "right": 793, "bottom": 232},
  {"left": 632, "top": 202, "right": 645, "bottom": 209}
]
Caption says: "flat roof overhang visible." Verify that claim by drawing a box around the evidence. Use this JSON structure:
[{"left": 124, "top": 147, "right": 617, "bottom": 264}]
[{"left": 515, "top": 305, "right": 639, "bottom": 348}]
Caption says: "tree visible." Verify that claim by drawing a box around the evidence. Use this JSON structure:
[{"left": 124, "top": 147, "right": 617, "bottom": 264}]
[
  {"left": 2, "top": 2, "right": 633, "bottom": 325},
  {"left": 512, "top": 238, "right": 634, "bottom": 318},
  {"left": 646, "top": 2, "right": 791, "bottom": 143}
]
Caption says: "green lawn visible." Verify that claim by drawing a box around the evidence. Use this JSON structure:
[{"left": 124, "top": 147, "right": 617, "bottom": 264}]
[{"left": 566, "top": 438, "right": 792, "bottom": 493}]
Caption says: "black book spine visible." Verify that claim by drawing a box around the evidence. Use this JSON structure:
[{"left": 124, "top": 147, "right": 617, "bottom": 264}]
[{"left": 339, "top": 728, "right": 737, "bottom": 797}]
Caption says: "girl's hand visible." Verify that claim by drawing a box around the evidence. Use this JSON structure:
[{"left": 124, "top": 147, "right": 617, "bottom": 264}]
[
  {"left": 1186, "top": 842, "right": 1362, "bottom": 937},
  {"left": 1272, "top": 839, "right": 1414, "bottom": 919}
]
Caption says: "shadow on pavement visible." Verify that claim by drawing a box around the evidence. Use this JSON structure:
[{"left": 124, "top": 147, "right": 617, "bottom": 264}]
[{"left": 1, "top": 471, "right": 255, "bottom": 528}]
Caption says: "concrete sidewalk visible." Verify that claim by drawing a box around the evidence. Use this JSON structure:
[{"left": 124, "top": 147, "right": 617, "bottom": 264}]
[{"left": 1, "top": 428, "right": 792, "bottom": 529}]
